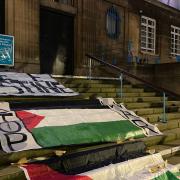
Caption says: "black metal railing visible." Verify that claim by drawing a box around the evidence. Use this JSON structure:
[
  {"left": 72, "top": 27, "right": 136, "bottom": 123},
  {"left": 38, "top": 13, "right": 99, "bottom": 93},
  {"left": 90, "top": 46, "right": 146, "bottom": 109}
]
[{"left": 86, "top": 53, "right": 180, "bottom": 123}]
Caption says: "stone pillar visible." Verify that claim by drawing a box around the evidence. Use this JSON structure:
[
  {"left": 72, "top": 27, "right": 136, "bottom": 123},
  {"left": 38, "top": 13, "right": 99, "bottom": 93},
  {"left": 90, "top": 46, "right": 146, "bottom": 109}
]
[{"left": 6, "top": 0, "right": 40, "bottom": 73}]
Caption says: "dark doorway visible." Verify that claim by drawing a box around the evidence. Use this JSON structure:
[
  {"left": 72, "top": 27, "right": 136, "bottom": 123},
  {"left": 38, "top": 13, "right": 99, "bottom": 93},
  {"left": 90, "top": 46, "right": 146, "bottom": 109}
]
[
  {"left": 0, "top": 0, "right": 5, "bottom": 34},
  {"left": 40, "top": 7, "right": 74, "bottom": 75}
]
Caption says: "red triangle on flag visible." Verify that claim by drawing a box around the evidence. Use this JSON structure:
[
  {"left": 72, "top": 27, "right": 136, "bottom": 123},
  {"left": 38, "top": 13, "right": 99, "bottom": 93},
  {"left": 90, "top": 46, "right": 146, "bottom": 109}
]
[
  {"left": 16, "top": 111, "right": 45, "bottom": 131},
  {"left": 21, "top": 164, "right": 93, "bottom": 180}
]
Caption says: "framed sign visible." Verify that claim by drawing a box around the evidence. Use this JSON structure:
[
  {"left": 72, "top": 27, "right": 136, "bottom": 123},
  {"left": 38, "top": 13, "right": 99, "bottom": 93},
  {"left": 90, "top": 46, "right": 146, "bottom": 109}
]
[{"left": 0, "top": 34, "right": 14, "bottom": 66}]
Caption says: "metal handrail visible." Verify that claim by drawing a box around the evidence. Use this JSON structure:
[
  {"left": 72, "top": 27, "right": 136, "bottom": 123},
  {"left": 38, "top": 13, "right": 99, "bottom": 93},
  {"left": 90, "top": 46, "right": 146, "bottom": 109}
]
[{"left": 86, "top": 53, "right": 180, "bottom": 99}]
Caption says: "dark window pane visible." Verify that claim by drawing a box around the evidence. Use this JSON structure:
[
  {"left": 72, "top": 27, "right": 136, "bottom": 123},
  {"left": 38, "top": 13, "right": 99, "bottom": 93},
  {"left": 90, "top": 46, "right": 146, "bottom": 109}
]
[{"left": 106, "top": 7, "right": 120, "bottom": 39}]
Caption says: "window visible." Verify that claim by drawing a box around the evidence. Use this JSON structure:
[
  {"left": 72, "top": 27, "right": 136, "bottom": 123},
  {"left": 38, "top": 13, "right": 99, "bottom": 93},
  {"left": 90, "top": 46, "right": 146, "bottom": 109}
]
[
  {"left": 171, "top": 25, "right": 180, "bottom": 56},
  {"left": 140, "top": 16, "right": 156, "bottom": 54},
  {"left": 106, "top": 6, "right": 120, "bottom": 39}
]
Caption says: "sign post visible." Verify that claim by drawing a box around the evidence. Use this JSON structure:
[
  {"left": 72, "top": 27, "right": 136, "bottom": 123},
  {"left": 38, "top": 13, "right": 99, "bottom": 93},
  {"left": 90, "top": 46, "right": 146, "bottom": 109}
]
[{"left": 0, "top": 34, "right": 14, "bottom": 66}]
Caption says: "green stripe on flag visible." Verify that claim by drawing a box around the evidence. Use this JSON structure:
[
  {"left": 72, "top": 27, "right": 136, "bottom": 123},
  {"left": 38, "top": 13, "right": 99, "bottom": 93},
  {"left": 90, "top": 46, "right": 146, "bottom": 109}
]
[
  {"left": 153, "top": 171, "right": 179, "bottom": 180},
  {"left": 174, "top": 172, "right": 180, "bottom": 179},
  {"left": 32, "top": 120, "right": 145, "bottom": 147}
]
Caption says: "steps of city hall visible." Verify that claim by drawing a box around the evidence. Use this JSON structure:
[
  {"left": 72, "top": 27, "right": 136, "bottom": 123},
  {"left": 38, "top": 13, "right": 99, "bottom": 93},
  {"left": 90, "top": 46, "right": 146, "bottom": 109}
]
[{"left": 58, "top": 76, "right": 180, "bottom": 164}]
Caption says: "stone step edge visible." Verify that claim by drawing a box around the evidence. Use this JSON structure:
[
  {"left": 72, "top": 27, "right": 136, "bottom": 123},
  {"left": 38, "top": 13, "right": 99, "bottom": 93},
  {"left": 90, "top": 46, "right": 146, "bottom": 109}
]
[
  {"left": 159, "top": 146, "right": 180, "bottom": 157},
  {"left": 0, "top": 148, "right": 179, "bottom": 180},
  {"left": 53, "top": 75, "right": 121, "bottom": 81},
  {"left": 159, "top": 147, "right": 180, "bottom": 170}
]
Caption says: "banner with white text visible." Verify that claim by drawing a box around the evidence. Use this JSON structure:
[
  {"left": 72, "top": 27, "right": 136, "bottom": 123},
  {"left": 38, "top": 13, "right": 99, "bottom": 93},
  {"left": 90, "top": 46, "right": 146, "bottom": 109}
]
[
  {"left": 0, "top": 99, "right": 162, "bottom": 153},
  {"left": 0, "top": 72, "right": 78, "bottom": 96}
]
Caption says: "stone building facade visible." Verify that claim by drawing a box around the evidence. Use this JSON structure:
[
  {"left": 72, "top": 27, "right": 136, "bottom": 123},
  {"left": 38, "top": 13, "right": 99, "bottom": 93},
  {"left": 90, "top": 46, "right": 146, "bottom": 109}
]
[{"left": 0, "top": 0, "right": 180, "bottom": 92}]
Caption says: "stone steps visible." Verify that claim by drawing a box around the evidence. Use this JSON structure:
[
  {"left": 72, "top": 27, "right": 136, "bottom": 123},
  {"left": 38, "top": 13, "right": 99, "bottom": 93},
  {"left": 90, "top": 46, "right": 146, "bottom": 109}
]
[
  {"left": 66, "top": 83, "right": 131, "bottom": 88},
  {"left": 157, "top": 119, "right": 180, "bottom": 131},
  {"left": 58, "top": 78, "right": 122, "bottom": 84},
  {"left": 81, "top": 92, "right": 157, "bottom": 98},
  {"left": 167, "top": 155, "right": 180, "bottom": 169},
  {"left": 143, "top": 112, "right": 180, "bottom": 123},
  {"left": 0, "top": 76, "right": 179, "bottom": 179},
  {"left": 147, "top": 141, "right": 180, "bottom": 170},
  {"left": 0, "top": 166, "right": 25, "bottom": 180},
  {"left": 147, "top": 139, "right": 180, "bottom": 158},
  {"left": 143, "top": 128, "right": 180, "bottom": 147},
  {"left": 23, "top": 77, "right": 180, "bottom": 169},
  {"left": 133, "top": 106, "right": 180, "bottom": 116},
  {"left": 125, "top": 102, "right": 155, "bottom": 109},
  {"left": 163, "top": 128, "right": 180, "bottom": 141},
  {"left": 120, "top": 97, "right": 162, "bottom": 103},
  {"left": 72, "top": 87, "right": 144, "bottom": 93},
  {"left": 133, "top": 107, "right": 164, "bottom": 115}
]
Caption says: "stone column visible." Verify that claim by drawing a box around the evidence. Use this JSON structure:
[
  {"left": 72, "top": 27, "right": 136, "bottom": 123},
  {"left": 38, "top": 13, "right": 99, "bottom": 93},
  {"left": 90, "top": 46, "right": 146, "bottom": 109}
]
[{"left": 6, "top": 0, "right": 40, "bottom": 73}]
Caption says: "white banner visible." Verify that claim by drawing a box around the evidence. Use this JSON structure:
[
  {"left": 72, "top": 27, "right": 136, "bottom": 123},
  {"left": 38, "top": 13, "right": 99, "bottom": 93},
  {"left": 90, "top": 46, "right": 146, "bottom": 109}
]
[
  {"left": 0, "top": 99, "right": 162, "bottom": 153},
  {"left": 80, "top": 153, "right": 179, "bottom": 180},
  {"left": 20, "top": 153, "right": 179, "bottom": 180},
  {"left": 0, "top": 102, "right": 40, "bottom": 153},
  {"left": 98, "top": 98, "right": 162, "bottom": 137},
  {"left": 0, "top": 72, "right": 78, "bottom": 96}
]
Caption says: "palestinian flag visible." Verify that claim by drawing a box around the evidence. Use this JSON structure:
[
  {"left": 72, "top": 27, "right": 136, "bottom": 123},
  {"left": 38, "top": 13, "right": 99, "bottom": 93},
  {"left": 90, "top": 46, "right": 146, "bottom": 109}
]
[
  {"left": 0, "top": 99, "right": 161, "bottom": 153},
  {"left": 153, "top": 171, "right": 180, "bottom": 180},
  {"left": 21, "top": 153, "right": 180, "bottom": 180},
  {"left": 15, "top": 108, "right": 145, "bottom": 147}
]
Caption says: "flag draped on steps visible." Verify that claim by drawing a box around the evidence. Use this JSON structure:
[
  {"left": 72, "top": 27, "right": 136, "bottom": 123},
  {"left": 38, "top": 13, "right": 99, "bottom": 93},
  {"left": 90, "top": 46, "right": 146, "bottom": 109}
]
[
  {"left": 0, "top": 72, "right": 78, "bottom": 96},
  {"left": 0, "top": 98, "right": 162, "bottom": 153},
  {"left": 20, "top": 153, "right": 180, "bottom": 180},
  {"left": 19, "top": 141, "right": 147, "bottom": 175}
]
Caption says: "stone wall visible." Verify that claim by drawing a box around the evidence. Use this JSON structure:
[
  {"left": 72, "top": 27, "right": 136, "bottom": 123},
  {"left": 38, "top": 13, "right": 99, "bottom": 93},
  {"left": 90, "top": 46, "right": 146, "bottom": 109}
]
[
  {"left": 154, "top": 63, "right": 180, "bottom": 95},
  {"left": 2, "top": 0, "right": 180, "bottom": 80},
  {"left": 128, "top": 0, "right": 180, "bottom": 64},
  {"left": 5, "top": 0, "right": 40, "bottom": 73},
  {"left": 75, "top": 0, "right": 128, "bottom": 76}
]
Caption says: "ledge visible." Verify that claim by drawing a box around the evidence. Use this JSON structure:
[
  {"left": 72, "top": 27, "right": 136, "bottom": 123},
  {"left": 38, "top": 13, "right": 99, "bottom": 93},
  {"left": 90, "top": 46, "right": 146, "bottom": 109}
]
[{"left": 40, "top": 0, "right": 77, "bottom": 15}]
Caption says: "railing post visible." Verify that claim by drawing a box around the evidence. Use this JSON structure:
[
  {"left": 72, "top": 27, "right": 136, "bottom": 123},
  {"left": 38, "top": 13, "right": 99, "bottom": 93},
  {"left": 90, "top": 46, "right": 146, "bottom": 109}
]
[
  {"left": 162, "top": 92, "right": 167, "bottom": 123},
  {"left": 119, "top": 73, "right": 123, "bottom": 99},
  {"left": 88, "top": 58, "right": 92, "bottom": 80}
]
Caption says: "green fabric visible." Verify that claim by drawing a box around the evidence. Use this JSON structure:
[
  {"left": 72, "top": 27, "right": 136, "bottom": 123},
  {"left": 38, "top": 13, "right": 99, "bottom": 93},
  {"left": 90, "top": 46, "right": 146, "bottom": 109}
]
[
  {"left": 32, "top": 120, "right": 145, "bottom": 147},
  {"left": 153, "top": 171, "right": 179, "bottom": 180},
  {"left": 174, "top": 172, "right": 180, "bottom": 178}
]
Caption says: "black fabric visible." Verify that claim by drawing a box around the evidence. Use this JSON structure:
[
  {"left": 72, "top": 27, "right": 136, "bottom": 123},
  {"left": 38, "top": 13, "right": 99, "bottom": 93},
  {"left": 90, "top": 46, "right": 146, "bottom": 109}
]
[
  {"left": 10, "top": 99, "right": 105, "bottom": 110},
  {"left": 34, "top": 141, "right": 147, "bottom": 175}
]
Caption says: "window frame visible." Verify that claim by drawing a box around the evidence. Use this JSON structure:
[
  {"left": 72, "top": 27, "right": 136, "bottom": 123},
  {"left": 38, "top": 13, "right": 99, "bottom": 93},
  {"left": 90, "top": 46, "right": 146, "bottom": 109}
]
[
  {"left": 171, "top": 25, "right": 180, "bottom": 56},
  {"left": 140, "top": 16, "right": 156, "bottom": 54}
]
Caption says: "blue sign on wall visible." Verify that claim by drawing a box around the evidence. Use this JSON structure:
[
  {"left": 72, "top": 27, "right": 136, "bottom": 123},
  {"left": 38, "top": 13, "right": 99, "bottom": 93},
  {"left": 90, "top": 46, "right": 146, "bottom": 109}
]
[{"left": 0, "top": 34, "right": 14, "bottom": 66}]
